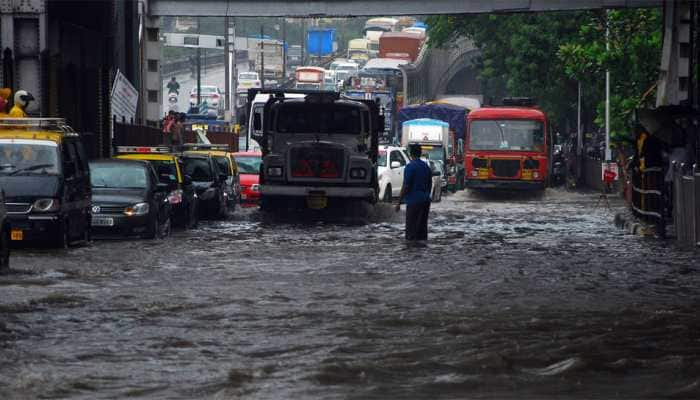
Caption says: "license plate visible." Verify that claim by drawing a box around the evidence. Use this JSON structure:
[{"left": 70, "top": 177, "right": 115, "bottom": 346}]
[
  {"left": 521, "top": 170, "right": 533, "bottom": 180},
  {"left": 306, "top": 193, "right": 327, "bottom": 210},
  {"left": 91, "top": 217, "right": 114, "bottom": 227},
  {"left": 10, "top": 229, "right": 23, "bottom": 241}
]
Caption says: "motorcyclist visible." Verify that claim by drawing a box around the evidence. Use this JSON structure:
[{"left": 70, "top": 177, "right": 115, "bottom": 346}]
[
  {"left": 9, "top": 90, "right": 33, "bottom": 118},
  {"left": 167, "top": 77, "right": 180, "bottom": 95}
]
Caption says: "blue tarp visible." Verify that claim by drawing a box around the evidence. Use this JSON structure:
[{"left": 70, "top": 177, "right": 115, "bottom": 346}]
[{"left": 397, "top": 103, "right": 467, "bottom": 140}]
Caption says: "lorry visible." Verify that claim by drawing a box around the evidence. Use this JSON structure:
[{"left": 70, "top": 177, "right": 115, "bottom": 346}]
[
  {"left": 347, "top": 38, "right": 370, "bottom": 66},
  {"left": 255, "top": 40, "right": 284, "bottom": 87},
  {"left": 307, "top": 28, "right": 337, "bottom": 60},
  {"left": 397, "top": 103, "right": 468, "bottom": 191},
  {"left": 378, "top": 32, "right": 423, "bottom": 62},
  {"left": 250, "top": 90, "right": 383, "bottom": 211},
  {"left": 401, "top": 119, "right": 450, "bottom": 194}
]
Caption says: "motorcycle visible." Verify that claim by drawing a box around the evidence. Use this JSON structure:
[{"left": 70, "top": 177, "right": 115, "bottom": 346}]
[{"left": 167, "top": 92, "right": 179, "bottom": 112}]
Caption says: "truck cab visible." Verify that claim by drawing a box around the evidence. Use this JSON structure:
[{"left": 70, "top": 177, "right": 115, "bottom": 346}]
[{"left": 251, "top": 91, "right": 382, "bottom": 211}]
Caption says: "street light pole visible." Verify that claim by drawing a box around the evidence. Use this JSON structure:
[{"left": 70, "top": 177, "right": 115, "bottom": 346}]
[
  {"left": 605, "top": 11, "right": 611, "bottom": 162},
  {"left": 260, "top": 25, "right": 265, "bottom": 90}
]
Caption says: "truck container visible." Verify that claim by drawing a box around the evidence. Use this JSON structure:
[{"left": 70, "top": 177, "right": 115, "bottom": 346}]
[
  {"left": 378, "top": 32, "right": 423, "bottom": 62},
  {"left": 307, "top": 28, "right": 336, "bottom": 58}
]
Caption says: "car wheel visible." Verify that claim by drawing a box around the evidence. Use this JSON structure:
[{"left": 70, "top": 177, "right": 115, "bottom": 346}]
[
  {"left": 0, "top": 228, "right": 10, "bottom": 272},
  {"left": 383, "top": 184, "right": 392, "bottom": 203},
  {"left": 437, "top": 187, "right": 442, "bottom": 202},
  {"left": 187, "top": 203, "right": 199, "bottom": 229},
  {"left": 55, "top": 220, "right": 70, "bottom": 249},
  {"left": 144, "top": 216, "right": 158, "bottom": 239},
  {"left": 218, "top": 193, "right": 228, "bottom": 219}
]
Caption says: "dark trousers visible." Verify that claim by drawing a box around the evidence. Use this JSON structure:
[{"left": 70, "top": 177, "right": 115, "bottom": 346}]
[{"left": 405, "top": 201, "right": 430, "bottom": 241}]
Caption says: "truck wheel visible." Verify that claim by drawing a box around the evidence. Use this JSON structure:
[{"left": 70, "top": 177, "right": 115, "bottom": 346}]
[{"left": 383, "top": 185, "right": 392, "bottom": 202}]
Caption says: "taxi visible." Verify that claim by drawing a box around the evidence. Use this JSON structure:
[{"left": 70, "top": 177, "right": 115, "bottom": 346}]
[
  {"left": 182, "top": 144, "right": 240, "bottom": 211},
  {"left": 115, "top": 146, "right": 199, "bottom": 229},
  {"left": 0, "top": 118, "right": 91, "bottom": 248}
]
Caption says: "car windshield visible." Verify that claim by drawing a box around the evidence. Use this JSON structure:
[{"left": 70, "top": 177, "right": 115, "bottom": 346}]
[
  {"left": 183, "top": 157, "right": 213, "bottom": 181},
  {"left": 240, "top": 73, "right": 258, "bottom": 80},
  {"left": 0, "top": 142, "right": 60, "bottom": 175},
  {"left": 214, "top": 156, "right": 231, "bottom": 176},
  {"left": 469, "top": 119, "right": 545, "bottom": 151},
  {"left": 235, "top": 155, "right": 262, "bottom": 174},
  {"left": 149, "top": 159, "right": 179, "bottom": 184},
  {"left": 90, "top": 163, "right": 148, "bottom": 189},
  {"left": 275, "top": 104, "right": 362, "bottom": 134}
]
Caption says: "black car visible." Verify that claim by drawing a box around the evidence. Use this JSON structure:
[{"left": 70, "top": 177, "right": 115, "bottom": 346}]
[
  {"left": 0, "top": 190, "right": 10, "bottom": 271},
  {"left": 0, "top": 121, "right": 92, "bottom": 248},
  {"left": 89, "top": 159, "right": 172, "bottom": 238},
  {"left": 181, "top": 153, "right": 228, "bottom": 219}
]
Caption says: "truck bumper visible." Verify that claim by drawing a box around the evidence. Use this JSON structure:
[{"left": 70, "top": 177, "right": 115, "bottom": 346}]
[
  {"left": 261, "top": 185, "right": 375, "bottom": 200},
  {"left": 465, "top": 179, "right": 545, "bottom": 191}
]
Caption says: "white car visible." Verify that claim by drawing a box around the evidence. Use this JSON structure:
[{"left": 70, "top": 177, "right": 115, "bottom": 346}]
[
  {"left": 427, "top": 160, "right": 443, "bottom": 202},
  {"left": 189, "top": 85, "right": 222, "bottom": 107},
  {"left": 377, "top": 145, "right": 410, "bottom": 202},
  {"left": 237, "top": 71, "right": 261, "bottom": 91}
]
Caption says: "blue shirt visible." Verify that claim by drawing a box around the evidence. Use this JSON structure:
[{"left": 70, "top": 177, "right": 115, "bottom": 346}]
[{"left": 402, "top": 159, "right": 432, "bottom": 205}]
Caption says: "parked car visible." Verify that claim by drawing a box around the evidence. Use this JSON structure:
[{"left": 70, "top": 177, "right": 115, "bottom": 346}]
[
  {"left": 182, "top": 144, "right": 240, "bottom": 211},
  {"left": 232, "top": 151, "right": 262, "bottom": 205},
  {"left": 89, "top": 159, "right": 172, "bottom": 238},
  {"left": 0, "top": 118, "right": 91, "bottom": 248},
  {"left": 428, "top": 159, "right": 443, "bottom": 202},
  {"left": 0, "top": 189, "right": 10, "bottom": 271},
  {"left": 180, "top": 152, "right": 229, "bottom": 218},
  {"left": 115, "top": 146, "right": 199, "bottom": 228},
  {"left": 377, "top": 145, "right": 410, "bottom": 202}
]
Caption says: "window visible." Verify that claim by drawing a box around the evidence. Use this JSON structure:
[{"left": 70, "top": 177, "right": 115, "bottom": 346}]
[
  {"left": 146, "top": 28, "right": 159, "bottom": 42},
  {"left": 469, "top": 120, "right": 545, "bottom": 152},
  {"left": 390, "top": 151, "right": 405, "bottom": 167},
  {"left": 214, "top": 156, "right": 231, "bottom": 176},
  {"left": 148, "top": 90, "right": 158, "bottom": 103},
  {"left": 147, "top": 59, "right": 158, "bottom": 72}
]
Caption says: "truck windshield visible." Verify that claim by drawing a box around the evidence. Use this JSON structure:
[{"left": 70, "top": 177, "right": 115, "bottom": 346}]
[
  {"left": 421, "top": 146, "right": 444, "bottom": 162},
  {"left": 0, "top": 142, "right": 60, "bottom": 175},
  {"left": 275, "top": 104, "right": 362, "bottom": 134},
  {"left": 469, "top": 120, "right": 545, "bottom": 152}
]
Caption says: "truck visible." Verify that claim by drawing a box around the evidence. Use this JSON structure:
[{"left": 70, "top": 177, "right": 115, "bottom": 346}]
[
  {"left": 255, "top": 40, "right": 284, "bottom": 87},
  {"left": 250, "top": 90, "right": 383, "bottom": 211},
  {"left": 401, "top": 119, "right": 450, "bottom": 194},
  {"left": 307, "top": 28, "right": 337, "bottom": 59},
  {"left": 347, "top": 38, "right": 370, "bottom": 66},
  {"left": 397, "top": 103, "right": 468, "bottom": 191},
  {"left": 378, "top": 32, "right": 423, "bottom": 62}
]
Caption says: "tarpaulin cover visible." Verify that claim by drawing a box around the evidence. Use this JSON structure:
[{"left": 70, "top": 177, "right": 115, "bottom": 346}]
[{"left": 397, "top": 103, "right": 467, "bottom": 140}]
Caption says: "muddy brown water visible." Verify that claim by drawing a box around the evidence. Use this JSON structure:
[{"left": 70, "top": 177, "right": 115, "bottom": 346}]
[{"left": 1, "top": 189, "right": 699, "bottom": 399}]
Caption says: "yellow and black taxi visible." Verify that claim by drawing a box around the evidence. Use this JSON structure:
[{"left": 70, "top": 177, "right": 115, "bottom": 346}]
[
  {"left": 115, "top": 146, "right": 199, "bottom": 228},
  {"left": 180, "top": 150, "right": 230, "bottom": 219},
  {"left": 182, "top": 144, "right": 241, "bottom": 211},
  {"left": 89, "top": 159, "right": 172, "bottom": 239},
  {"left": 0, "top": 118, "right": 91, "bottom": 248}
]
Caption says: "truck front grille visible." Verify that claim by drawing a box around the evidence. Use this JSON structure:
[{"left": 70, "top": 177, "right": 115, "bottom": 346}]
[
  {"left": 491, "top": 159, "right": 520, "bottom": 178},
  {"left": 290, "top": 145, "right": 346, "bottom": 180}
]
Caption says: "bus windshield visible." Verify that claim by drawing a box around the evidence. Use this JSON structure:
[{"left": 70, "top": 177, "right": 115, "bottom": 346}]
[{"left": 469, "top": 120, "right": 545, "bottom": 152}]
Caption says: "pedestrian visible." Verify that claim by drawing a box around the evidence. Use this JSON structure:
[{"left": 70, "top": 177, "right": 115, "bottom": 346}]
[
  {"left": 0, "top": 88, "right": 12, "bottom": 117},
  {"left": 395, "top": 144, "right": 433, "bottom": 241},
  {"left": 162, "top": 111, "right": 175, "bottom": 145},
  {"left": 172, "top": 113, "right": 185, "bottom": 146}
]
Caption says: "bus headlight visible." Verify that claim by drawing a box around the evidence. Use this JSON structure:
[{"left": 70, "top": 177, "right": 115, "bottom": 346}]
[{"left": 533, "top": 171, "right": 540, "bottom": 179}]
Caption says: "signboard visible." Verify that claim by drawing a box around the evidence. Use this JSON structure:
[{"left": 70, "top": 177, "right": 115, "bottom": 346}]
[
  {"left": 110, "top": 70, "right": 139, "bottom": 123},
  {"left": 601, "top": 162, "right": 619, "bottom": 182}
]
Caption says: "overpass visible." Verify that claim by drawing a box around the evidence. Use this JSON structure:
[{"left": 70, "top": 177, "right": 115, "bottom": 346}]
[{"left": 149, "top": 0, "right": 662, "bottom": 17}]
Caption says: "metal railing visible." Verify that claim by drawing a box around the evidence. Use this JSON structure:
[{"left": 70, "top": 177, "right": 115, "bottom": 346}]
[{"left": 672, "top": 163, "right": 700, "bottom": 247}]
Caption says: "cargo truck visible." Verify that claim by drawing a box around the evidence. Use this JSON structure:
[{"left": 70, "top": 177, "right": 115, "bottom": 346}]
[
  {"left": 378, "top": 32, "right": 423, "bottom": 62},
  {"left": 401, "top": 118, "right": 450, "bottom": 194}
]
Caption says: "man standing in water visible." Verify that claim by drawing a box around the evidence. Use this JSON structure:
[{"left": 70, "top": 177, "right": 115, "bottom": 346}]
[{"left": 395, "top": 144, "right": 432, "bottom": 241}]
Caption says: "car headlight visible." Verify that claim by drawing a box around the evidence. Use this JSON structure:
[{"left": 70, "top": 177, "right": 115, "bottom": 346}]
[
  {"left": 124, "top": 202, "right": 149, "bottom": 216},
  {"left": 350, "top": 168, "right": 367, "bottom": 179},
  {"left": 32, "top": 198, "right": 60, "bottom": 213},
  {"left": 251, "top": 184, "right": 260, "bottom": 192},
  {"left": 267, "top": 167, "right": 283, "bottom": 177},
  {"left": 167, "top": 189, "right": 183, "bottom": 205}
]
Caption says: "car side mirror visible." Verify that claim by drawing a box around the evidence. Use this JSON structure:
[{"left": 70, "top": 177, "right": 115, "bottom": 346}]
[
  {"left": 390, "top": 161, "right": 401, "bottom": 169},
  {"left": 183, "top": 174, "right": 193, "bottom": 185},
  {"left": 156, "top": 183, "right": 169, "bottom": 192}
]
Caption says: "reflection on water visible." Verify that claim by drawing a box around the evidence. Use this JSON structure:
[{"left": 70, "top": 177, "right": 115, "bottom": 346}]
[{"left": 1, "top": 189, "right": 699, "bottom": 399}]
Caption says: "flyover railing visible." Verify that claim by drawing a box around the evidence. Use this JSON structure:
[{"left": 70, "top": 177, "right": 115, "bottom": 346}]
[{"left": 672, "top": 163, "right": 700, "bottom": 247}]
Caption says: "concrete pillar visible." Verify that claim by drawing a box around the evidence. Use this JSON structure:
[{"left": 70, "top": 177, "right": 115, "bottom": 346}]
[
  {"left": 140, "top": 1, "right": 162, "bottom": 126},
  {"left": 657, "top": 0, "right": 692, "bottom": 106}
]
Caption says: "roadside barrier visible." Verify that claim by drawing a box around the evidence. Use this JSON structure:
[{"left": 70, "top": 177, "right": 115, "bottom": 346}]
[{"left": 673, "top": 163, "right": 700, "bottom": 247}]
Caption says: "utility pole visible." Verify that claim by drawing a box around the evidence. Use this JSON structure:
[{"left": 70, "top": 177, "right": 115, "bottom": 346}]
[
  {"left": 301, "top": 19, "right": 305, "bottom": 66},
  {"left": 230, "top": 18, "right": 237, "bottom": 125},
  {"left": 224, "top": 15, "right": 230, "bottom": 114},
  {"left": 282, "top": 18, "right": 287, "bottom": 79},
  {"left": 260, "top": 25, "right": 265, "bottom": 90},
  {"left": 196, "top": 17, "right": 202, "bottom": 107},
  {"left": 604, "top": 11, "right": 611, "bottom": 162},
  {"left": 577, "top": 81, "right": 583, "bottom": 181}
]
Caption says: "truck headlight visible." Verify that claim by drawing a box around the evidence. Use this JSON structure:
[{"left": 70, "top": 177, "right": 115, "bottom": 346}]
[
  {"left": 32, "top": 198, "right": 60, "bottom": 212},
  {"left": 267, "top": 167, "right": 283, "bottom": 177},
  {"left": 124, "top": 202, "right": 149, "bottom": 216},
  {"left": 350, "top": 168, "right": 367, "bottom": 179}
]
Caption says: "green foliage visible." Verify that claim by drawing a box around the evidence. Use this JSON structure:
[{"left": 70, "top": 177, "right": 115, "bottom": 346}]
[{"left": 427, "top": 9, "right": 662, "bottom": 143}]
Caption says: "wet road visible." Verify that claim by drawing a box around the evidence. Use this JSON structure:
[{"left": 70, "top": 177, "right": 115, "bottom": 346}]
[{"left": 1, "top": 189, "right": 699, "bottom": 399}]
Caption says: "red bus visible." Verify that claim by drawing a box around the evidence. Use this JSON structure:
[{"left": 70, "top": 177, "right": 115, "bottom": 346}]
[{"left": 464, "top": 100, "right": 550, "bottom": 190}]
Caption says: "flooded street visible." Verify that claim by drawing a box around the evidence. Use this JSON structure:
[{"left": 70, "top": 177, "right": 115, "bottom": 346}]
[{"left": 1, "top": 189, "right": 699, "bottom": 399}]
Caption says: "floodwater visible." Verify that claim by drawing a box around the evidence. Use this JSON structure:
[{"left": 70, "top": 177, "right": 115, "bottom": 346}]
[{"left": 1, "top": 189, "right": 699, "bottom": 399}]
